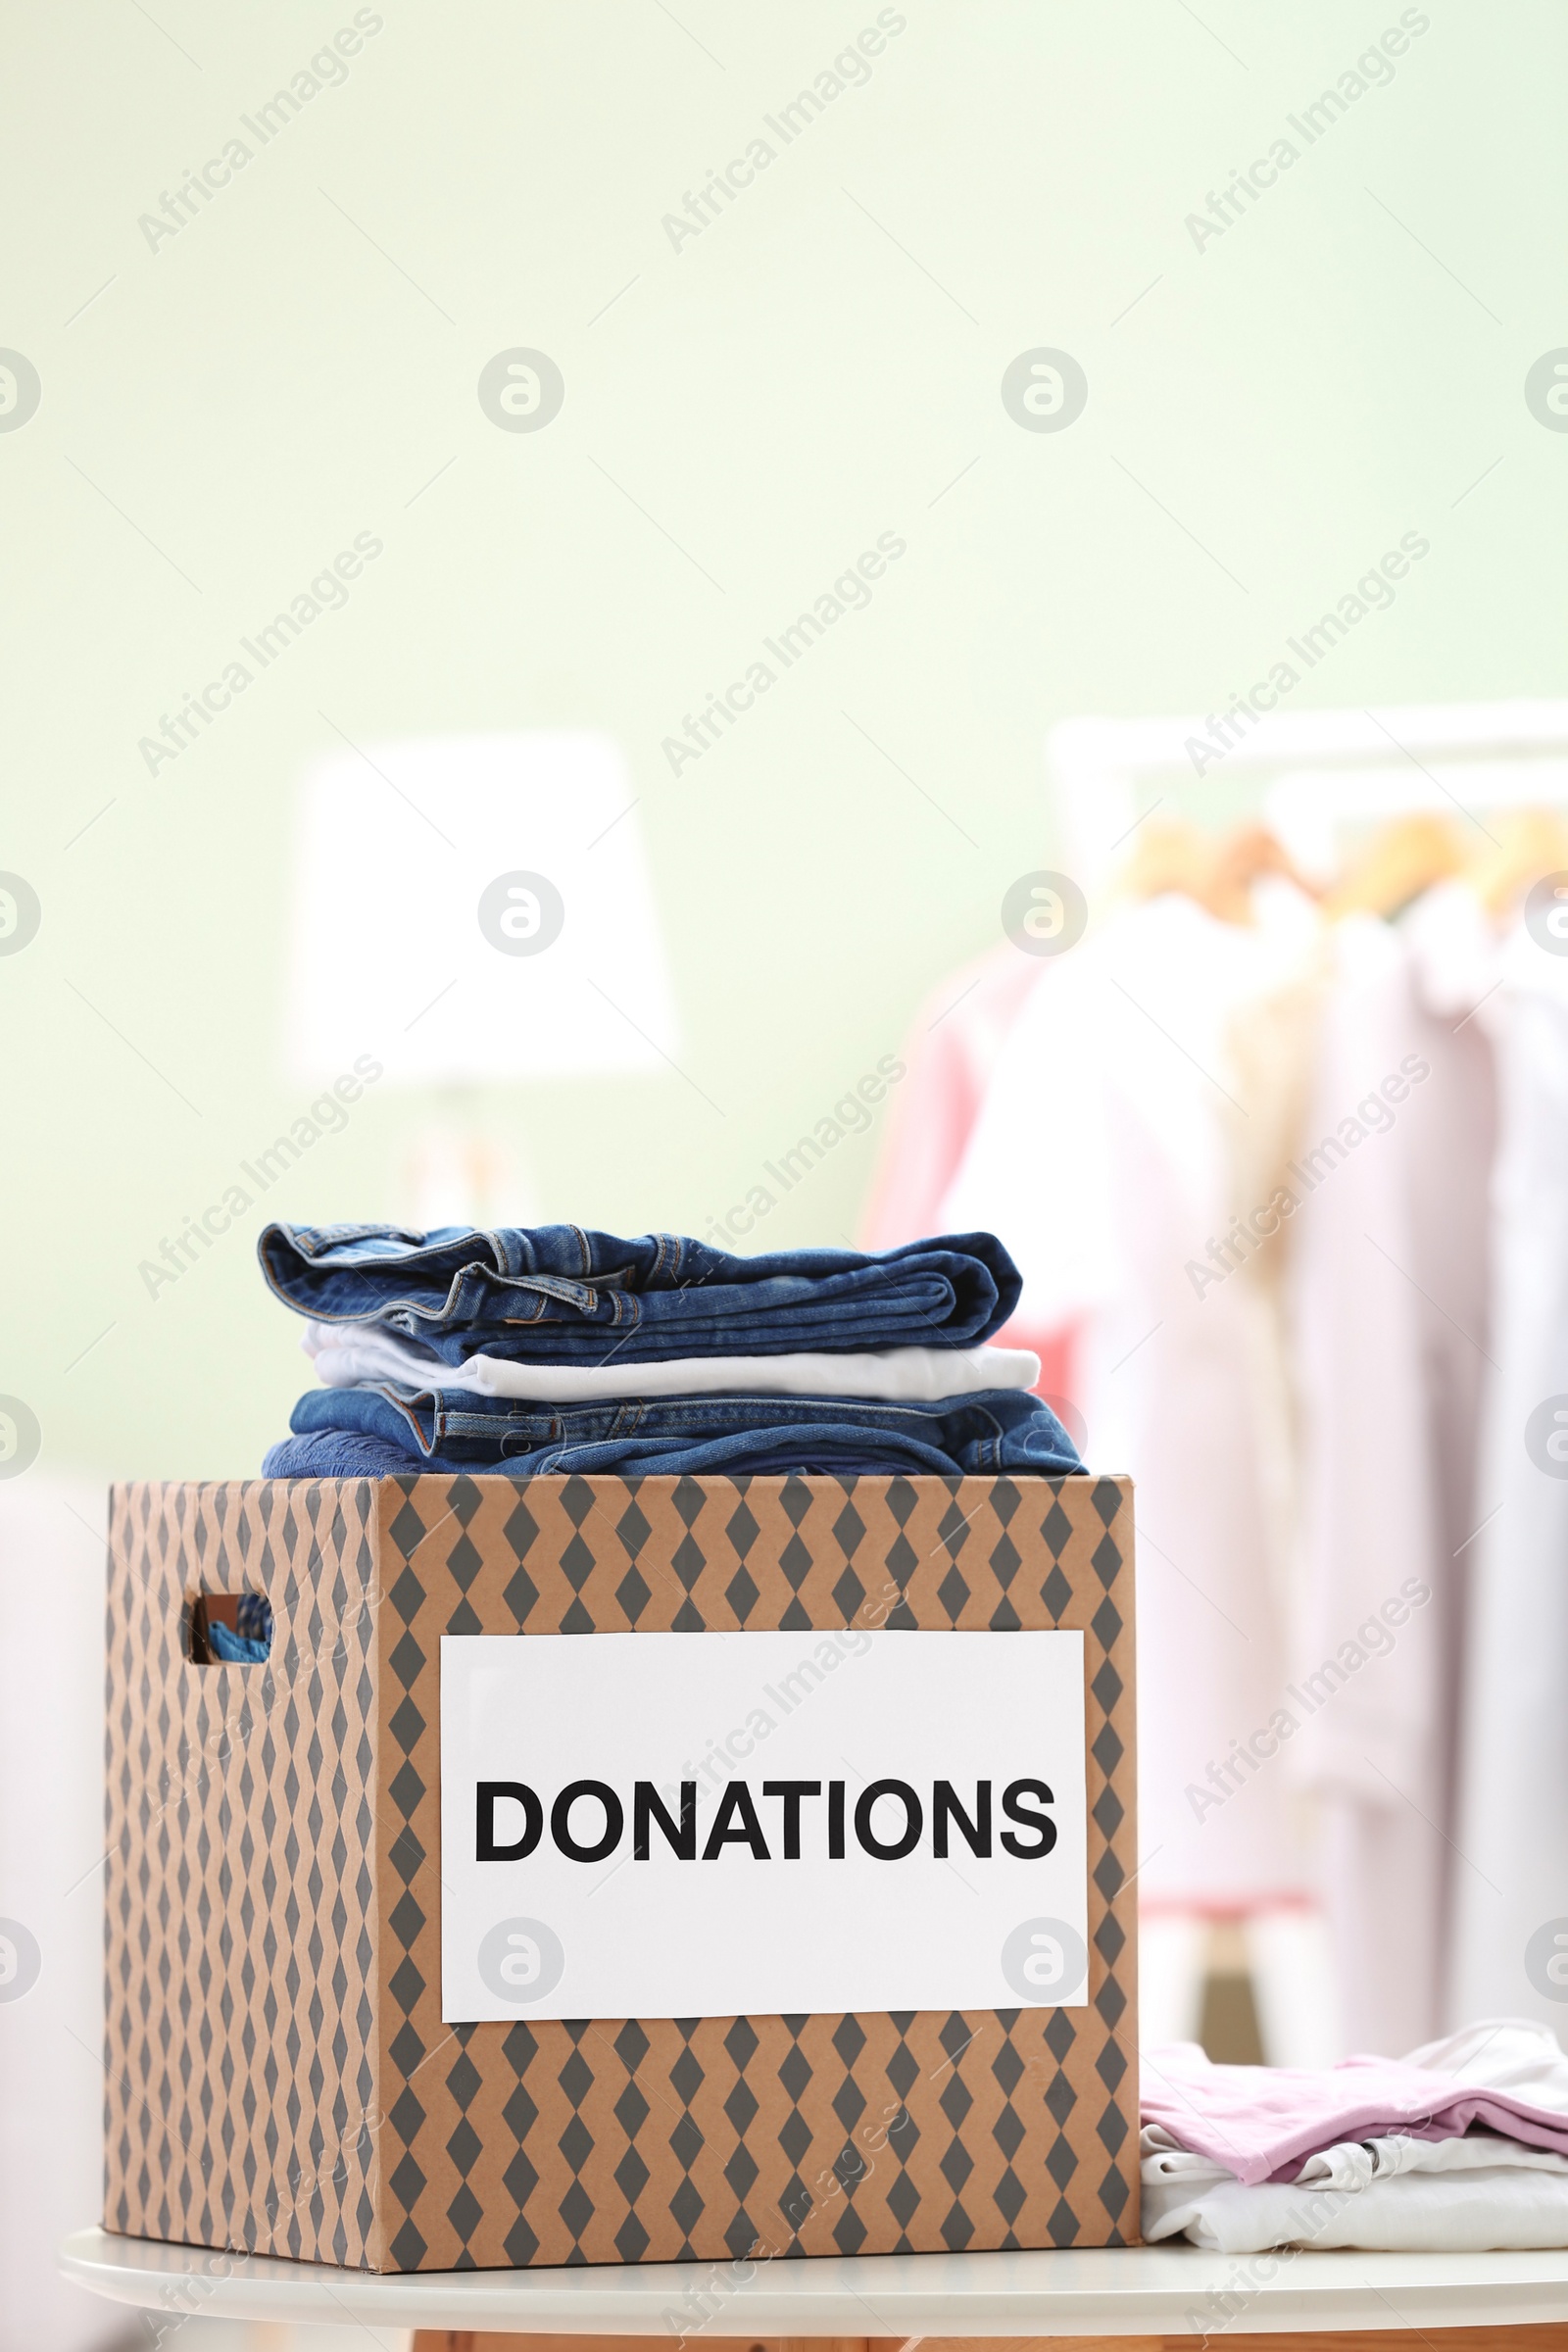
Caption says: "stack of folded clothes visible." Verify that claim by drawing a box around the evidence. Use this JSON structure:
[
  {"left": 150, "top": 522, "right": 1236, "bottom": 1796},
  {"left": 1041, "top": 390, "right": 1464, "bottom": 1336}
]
[
  {"left": 1142, "top": 2020, "right": 1568, "bottom": 2250},
  {"left": 257, "top": 1222, "right": 1083, "bottom": 1479}
]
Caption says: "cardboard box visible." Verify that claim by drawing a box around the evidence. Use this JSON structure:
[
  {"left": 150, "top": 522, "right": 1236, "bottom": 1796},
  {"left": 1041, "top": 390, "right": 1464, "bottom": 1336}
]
[{"left": 104, "top": 1472, "right": 1137, "bottom": 2271}]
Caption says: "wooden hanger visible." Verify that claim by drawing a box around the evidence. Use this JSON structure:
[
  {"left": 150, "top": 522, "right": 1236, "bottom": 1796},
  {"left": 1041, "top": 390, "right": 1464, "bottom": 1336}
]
[
  {"left": 1210, "top": 823, "right": 1322, "bottom": 909},
  {"left": 1119, "top": 820, "right": 1319, "bottom": 926},
  {"left": 1120, "top": 819, "right": 1227, "bottom": 914},
  {"left": 1467, "top": 806, "right": 1568, "bottom": 915},
  {"left": 1325, "top": 813, "right": 1466, "bottom": 919}
]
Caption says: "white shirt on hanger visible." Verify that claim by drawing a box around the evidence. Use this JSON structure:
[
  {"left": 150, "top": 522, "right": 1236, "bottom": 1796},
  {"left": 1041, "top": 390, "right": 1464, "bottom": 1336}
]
[
  {"left": 1286, "top": 885, "right": 1497, "bottom": 2052},
  {"left": 1451, "top": 916, "right": 1568, "bottom": 2025},
  {"left": 938, "top": 884, "right": 1321, "bottom": 1910}
]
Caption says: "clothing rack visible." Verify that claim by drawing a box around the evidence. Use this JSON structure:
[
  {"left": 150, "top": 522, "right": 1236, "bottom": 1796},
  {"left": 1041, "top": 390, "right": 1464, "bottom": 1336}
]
[{"left": 1049, "top": 700, "right": 1568, "bottom": 895}]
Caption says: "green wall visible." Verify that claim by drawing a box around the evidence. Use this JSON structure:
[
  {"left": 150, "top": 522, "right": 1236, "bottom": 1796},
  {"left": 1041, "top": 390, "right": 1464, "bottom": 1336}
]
[{"left": 3, "top": 0, "right": 1563, "bottom": 1478}]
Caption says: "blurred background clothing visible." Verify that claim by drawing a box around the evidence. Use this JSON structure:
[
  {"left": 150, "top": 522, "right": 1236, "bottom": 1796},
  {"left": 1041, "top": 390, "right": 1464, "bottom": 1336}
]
[
  {"left": 934, "top": 884, "right": 1322, "bottom": 1915},
  {"left": 864, "top": 792, "right": 1568, "bottom": 2064},
  {"left": 1452, "top": 928, "right": 1568, "bottom": 2026},
  {"left": 1287, "top": 885, "right": 1497, "bottom": 2054}
]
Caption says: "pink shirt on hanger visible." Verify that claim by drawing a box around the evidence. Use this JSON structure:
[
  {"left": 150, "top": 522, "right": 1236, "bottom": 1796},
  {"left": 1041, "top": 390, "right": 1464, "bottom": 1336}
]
[{"left": 858, "top": 940, "right": 1077, "bottom": 1405}]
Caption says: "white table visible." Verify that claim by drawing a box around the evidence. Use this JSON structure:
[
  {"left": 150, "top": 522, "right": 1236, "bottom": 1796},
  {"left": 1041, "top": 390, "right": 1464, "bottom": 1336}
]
[{"left": 58, "top": 2224, "right": 1568, "bottom": 2339}]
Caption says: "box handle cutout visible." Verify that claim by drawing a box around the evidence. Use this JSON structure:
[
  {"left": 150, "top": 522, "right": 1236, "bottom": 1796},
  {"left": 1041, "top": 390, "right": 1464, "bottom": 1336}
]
[{"left": 189, "top": 1592, "right": 273, "bottom": 1665}]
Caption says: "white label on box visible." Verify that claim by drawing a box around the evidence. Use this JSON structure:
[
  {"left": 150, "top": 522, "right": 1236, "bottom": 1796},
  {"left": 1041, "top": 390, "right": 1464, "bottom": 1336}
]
[{"left": 440, "top": 1629, "right": 1089, "bottom": 2024}]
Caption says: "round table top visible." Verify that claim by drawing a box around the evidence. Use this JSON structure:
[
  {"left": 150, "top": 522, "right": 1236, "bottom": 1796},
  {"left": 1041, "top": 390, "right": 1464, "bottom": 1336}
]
[{"left": 58, "top": 2226, "right": 1568, "bottom": 2336}]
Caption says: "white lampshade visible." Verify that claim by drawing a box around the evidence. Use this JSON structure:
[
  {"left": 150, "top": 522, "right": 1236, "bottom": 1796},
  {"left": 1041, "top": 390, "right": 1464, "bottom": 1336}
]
[{"left": 284, "top": 730, "right": 680, "bottom": 1083}]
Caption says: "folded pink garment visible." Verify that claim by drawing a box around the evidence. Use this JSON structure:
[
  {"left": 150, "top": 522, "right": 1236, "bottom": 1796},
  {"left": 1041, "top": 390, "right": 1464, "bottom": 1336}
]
[{"left": 1144, "top": 2043, "right": 1568, "bottom": 2186}]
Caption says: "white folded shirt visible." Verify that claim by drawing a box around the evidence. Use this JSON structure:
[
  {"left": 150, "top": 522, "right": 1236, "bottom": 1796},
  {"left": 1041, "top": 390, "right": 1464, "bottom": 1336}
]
[
  {"left": 1141, "top": 2125, "right": 1568, "bottom": 2251},
  {"left": 301, "top": 1322, "right": 1043, "bottom": 1404},
  {"left": 1141, "top": 2017, "right": 1568, "bottom": 2250}
]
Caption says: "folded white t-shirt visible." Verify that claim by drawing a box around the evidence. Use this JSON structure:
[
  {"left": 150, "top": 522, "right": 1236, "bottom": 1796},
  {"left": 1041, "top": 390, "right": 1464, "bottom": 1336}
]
[
  {"left": 1141, "top": 2127, "right": 1568, "bottom": 2252},
  {"left": 1142, "top": 2019, "right": 1568, "bottom": 2251},
  {"left": 301, "top": 1322, "right": 1042, "bottom": 1404}
]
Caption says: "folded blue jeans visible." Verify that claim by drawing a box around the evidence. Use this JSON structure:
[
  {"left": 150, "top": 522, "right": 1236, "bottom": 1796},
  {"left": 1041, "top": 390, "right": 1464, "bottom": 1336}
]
[
  {"left": 273, "top": 1379, "right": 1080, "bottom": 1479},
  {"left": 256, "top": 1223, "right": 1020, "bottom": 1367},
  {"left": 264, "top": 1431, "right": 929, "bottom": 1481}
]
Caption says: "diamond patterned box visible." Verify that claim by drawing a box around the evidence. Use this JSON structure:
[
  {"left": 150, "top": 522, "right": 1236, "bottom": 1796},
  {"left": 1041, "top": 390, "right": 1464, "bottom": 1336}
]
[{"left": 104, "top": 1471, "right": 1137, "bottom": 2272}]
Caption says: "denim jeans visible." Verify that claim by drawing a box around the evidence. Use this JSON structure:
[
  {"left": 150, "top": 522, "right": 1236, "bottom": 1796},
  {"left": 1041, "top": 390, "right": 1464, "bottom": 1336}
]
[
  {"left": 257, "top": 1222, "right": 1020, "bottom": 1366},
  {"left": 273, "top": 1378, "right": 1080, "bottom": 1479},
  {"left": 264, "top": 1430, "right": 931, "bottom": 1480}
]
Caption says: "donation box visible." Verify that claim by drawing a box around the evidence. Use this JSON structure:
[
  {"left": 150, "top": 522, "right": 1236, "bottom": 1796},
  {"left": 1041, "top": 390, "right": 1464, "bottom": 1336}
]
[{"left": 103, "top": 1472, "right": 1138, "bottom": 2271}]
